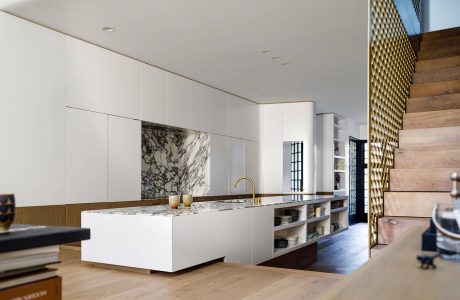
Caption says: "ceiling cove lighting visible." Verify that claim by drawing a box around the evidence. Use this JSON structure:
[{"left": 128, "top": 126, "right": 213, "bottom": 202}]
[{"left": 102, "top": 27, "right": 116, "bottom": 32}]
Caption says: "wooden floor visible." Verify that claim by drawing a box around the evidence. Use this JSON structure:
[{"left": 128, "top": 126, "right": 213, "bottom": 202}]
[
  {"left": 56, "top": 248, "right": 342, "bottom": 300},
  {"left": 306, "top": 223, "right": 369, "bottom": 274}
]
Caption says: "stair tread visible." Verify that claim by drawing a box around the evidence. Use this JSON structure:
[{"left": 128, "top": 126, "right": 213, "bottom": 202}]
[
  {"left": 399, "top": 125, "right": 460, "bottom": 148},
  {"left": 416, "top": 55, "right": 460, "bottom": 73},
  {"left": 390, "top": 168, "right": 458, "bottom": 192},
  {"left": 418, "top": 46, "right": 460, "bottom": 60},
  {"left": 407, "top": 93, "right": 460, "bottom": 112},
  {"left": 395, "top": 146, "right": 460, "bottom": 169},
  {"left": 421, "top": 35, "right": 460, "bottom": 51},
  {"left": 422, "top": 27, "right": 460, "bottom": 41},
  {"left": 403, "top": 108, "right": 460, "bottom": 129},
  {"left": 384, "top": 192, "right": 451, "bottom": 218},
  {"left": 413, "top": 66, "right": 460, "bottom": 84},
  {"left": 410, "top": 79, "right": 460, "bottom": 98},
  {"left": 378, "top": 217, "right": 430, "bottom": 245}
]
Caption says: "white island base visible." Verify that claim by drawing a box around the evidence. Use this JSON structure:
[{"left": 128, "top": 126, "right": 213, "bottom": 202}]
[{"left": 82, "top": 195, "right": 348, "bottom": 272}]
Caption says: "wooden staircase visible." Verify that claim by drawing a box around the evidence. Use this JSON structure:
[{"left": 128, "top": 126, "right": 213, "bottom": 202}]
[{"left": 378, "top": 26, "right": 460, "bottom": 247}]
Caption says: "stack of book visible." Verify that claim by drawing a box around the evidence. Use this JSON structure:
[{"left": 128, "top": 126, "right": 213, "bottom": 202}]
[{"left": 0, "top": 245, "right": 59, "bottom": 291}]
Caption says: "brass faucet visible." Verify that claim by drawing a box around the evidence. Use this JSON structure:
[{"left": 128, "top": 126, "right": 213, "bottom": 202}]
[{"left": 234, "top": 176, "right": 261, "bottom": 204}]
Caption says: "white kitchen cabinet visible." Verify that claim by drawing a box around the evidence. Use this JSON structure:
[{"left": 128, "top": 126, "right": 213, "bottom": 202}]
[
  {"left": 282, "top": 102, "right": 309, "bottom": 141},
  {"left": 66, "top": 108, "right": 108, "bottom": 204},
  {"left": 224, "top": 209, "right": 252, "bottom": 264},
  {"left": 0, "top": 12, "right": 66, "bottom": 207},
  {"left": 167, "top": 73, "right": 190, "bottom": 129},
  {"left": 251, "top": 206, "right": 274, "bottom": 264},
  {"left": 229, "top": 138, "right": 245, "bottom": 195},
  {"left": 66, "top": 36, "right": 141, "bottom": 119},
  {"left": 247, "top": 101, "right": 260, "bottom": 142},
  {"left": 108, "top": 116, "right": 142, "bottom": 202},
  {"left": 210, "top": 134, "right": 229, "bottom": 195},
  {"left": 172, "top": 212, "right": 227, "bottom": 271},
  {"left": 191, "top": 82, "right": 228, "bottom": 135},
  {"left": 260, "top": 104, "right": 284, "bottom": 193},
  {"left": 229, "top": 96, "right": 259, "bottom": 141},
  {"left": 141, "top": 64, "right": 167, "bottom": 125},
  {"left": 244, "top": 140, "right": 260, "bottom": 194}
]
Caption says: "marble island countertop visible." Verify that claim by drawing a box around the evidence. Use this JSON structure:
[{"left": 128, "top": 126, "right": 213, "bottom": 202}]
[{"left": 83, "top": 195, "right": 347, "bottom": 217}]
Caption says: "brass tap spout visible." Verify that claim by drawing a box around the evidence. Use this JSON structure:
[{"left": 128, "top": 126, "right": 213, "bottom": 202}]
[{"left": 234, "top": 176, "right": 260, "bottom": 203}]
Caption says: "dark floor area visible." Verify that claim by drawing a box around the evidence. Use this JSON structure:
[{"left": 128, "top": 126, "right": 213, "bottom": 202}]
[{"left": 306, "top": 223, "right": 368, "bottom": 274}]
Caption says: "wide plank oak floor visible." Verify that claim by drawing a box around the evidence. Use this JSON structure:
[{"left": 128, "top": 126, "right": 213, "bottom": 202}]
[{"left": 56, "top": 248, "right": 342, "bottom": 300}]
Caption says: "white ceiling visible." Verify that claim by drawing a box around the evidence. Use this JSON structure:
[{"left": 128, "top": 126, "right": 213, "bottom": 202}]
[{"left": 0, "top": 0, "right": 368, "bottom": 123}]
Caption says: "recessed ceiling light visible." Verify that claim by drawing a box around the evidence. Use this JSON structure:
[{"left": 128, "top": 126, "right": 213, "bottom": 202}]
[
  {"left": 272, "top": 57, "right": 281, "bottom": 61},
  {"left": 282, "top": 62, "right": 290, "bottom": 66},
  {"left": 261, "top": 50, "right": 271, "bottom": 55},
  {"left": 102, "top": 27, "right": 116, "bottom": 32}
]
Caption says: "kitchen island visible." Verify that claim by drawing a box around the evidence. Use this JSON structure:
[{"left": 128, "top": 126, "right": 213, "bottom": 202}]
[{"left": 82, "top": 195, "right": 348, "bottom": 272}]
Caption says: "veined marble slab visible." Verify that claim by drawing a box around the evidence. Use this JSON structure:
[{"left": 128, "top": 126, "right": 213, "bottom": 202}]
[{"left": 83, "top": 195, "right": 347, "bottom": 217}]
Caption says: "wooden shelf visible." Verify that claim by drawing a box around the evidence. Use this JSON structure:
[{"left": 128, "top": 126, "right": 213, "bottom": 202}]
[
  {"left": 273, "top": 241, "right": 307, "bottom": 258},
  {"left": 331, "top": 206, "right": 348, "bottom": 213},
  {"left": 334, "top": 189, "right": 346, "bottom": 192},
  {"left": 306, "top": 215, "right": 329, "bottom": 224},
  {"left": 334, "top": 155, "right": 346, "bottom": 159},
  {"left": 334, "top": 170, "right": 345, "bottom": 172},
  {"left": 274, "top": 220, "right": 307, "bottom": 232}
]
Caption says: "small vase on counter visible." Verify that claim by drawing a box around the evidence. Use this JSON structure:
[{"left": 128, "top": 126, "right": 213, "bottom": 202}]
[
  {"left": 169, "top": 195, "right": 180, "bottom": 209},
  {"left": 183, "top": 194, "right": 193, "bottom": 207}
]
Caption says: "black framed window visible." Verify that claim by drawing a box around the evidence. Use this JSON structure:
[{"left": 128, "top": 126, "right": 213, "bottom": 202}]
[{"left": 291, "top": 142, "right": 303, "bottom": 192}]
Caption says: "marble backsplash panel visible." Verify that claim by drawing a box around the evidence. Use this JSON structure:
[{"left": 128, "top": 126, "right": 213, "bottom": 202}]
[{"left": 141, "top": 125, "right": 210, "bottom": 199}]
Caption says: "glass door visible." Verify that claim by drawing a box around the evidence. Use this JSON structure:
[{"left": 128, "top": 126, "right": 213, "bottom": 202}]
[{"left": 349, "top": 138, "right": 367, "bottom": 224}]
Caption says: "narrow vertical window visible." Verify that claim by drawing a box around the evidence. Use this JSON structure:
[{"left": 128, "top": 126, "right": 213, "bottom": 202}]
[{"left": 291, "top": 142, "right": 303, "bottom": 192}]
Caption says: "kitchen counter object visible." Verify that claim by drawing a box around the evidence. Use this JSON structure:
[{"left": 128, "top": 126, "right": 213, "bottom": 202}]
[
  {"left": 319, "top": 227, "right": 460, "bottom": 300},
  {"left": 82, "top": 195, "right": 348, "bottom": 272},
  {"left": 83, "top": 195, "right": 345, "bottom": 217}
]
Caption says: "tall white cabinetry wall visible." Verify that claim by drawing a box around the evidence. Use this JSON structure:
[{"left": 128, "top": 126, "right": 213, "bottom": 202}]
[
  {"left": 0, "top": 12, "right": 66, "bottom": 207},
  {"left": 259, "top": 102, "right": 315, "bottom": 194},
  {"left": 2, "top": 12, "right": 260, "bottom": 206}
]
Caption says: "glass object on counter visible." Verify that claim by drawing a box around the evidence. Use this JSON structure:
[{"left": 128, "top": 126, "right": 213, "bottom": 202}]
[{"left": 433, "top": 172, "right": 460, "bottom": 262}]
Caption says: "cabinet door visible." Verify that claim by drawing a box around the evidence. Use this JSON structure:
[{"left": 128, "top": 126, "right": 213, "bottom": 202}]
[
  {"left": 229, "top": 96, "right": 259, "bottom": 141},
  {"left": 0, "top": 13, "right": 66, "bottom": 206},
  {"left": 229, "top": 138, "right": 245, "bottom": 195},
  {"left": 108, "top": 116, "right": 141, "bottom": 201},
  {"left": 167, "top": 73, "right": 190, "bottom": 129},
  {"left": 141, "top": 64, "right": 167, "bottom": 125},
  {"left": 260, "top": 104, "right": 283, "bottom": 193},
  {"left": 66, "top": 36, "right": 141, "bottom": 119},
  {"left": 244, "top": 140, "right": 259, "bottom": 194},
  {"left": 225, "top": 209, "right": 252, "bottom": 264},
  {"left": 251, "top": 206, "right": 273, "bottom": 264},
  {"left": 172, "top": 211, "right": 226, "bottom": 271},
  {"left": 191, "top": 82, "right": 228, "bottom": 135},
  {"left": 66, "top": 108, "right": 107, "bottom": 203},
  {"left": 210, "top": 134, "right": 228, "bottom": 195},
  {"left": 228, "top": 95, "right": 247, "bottom": 140}
]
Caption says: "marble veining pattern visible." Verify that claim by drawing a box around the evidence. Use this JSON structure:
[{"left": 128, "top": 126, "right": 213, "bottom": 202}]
[
  {"left": 83, "top": 195, "right": 347, "bottom": 217},
  {"left": 142, "top": 125, "right": 210, "bottom": 199}
]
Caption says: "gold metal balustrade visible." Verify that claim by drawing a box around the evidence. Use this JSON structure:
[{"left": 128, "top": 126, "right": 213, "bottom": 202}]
[{"left": 368, "top": 0, "right": 417, "bottom": 248}]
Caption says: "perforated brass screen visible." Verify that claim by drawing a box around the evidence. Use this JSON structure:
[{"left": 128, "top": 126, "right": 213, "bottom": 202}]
[
  {"left": 369, "top": 0, "right": 416, "bottom": 247},
  {"left": 412, "top": 0, "right": 421, "bottom": 20}
]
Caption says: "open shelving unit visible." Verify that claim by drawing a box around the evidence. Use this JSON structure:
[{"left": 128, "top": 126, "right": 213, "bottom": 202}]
[{"left": 272, "top": 197, "right": 348, "bottom": 257}]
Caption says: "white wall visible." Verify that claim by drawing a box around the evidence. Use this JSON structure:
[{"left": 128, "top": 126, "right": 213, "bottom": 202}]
[
  {"left": 1, "top": 12, "right": 260, "bottom": 206},
  {"left": 422, "top": 0, "right": 460, "bottom": 32}
]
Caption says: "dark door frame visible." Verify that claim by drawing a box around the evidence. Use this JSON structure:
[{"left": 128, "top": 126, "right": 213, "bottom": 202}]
[{"left": 349, "top": 138, "right": 367, "bottom": 224}]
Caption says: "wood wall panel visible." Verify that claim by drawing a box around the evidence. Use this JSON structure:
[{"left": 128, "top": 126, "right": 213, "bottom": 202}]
[
  {"left": 13, "top": 194, "right": 293, "bottom": 228},
  {"left": 15, "top": 205, "right": 66, "bottom": 226}
]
